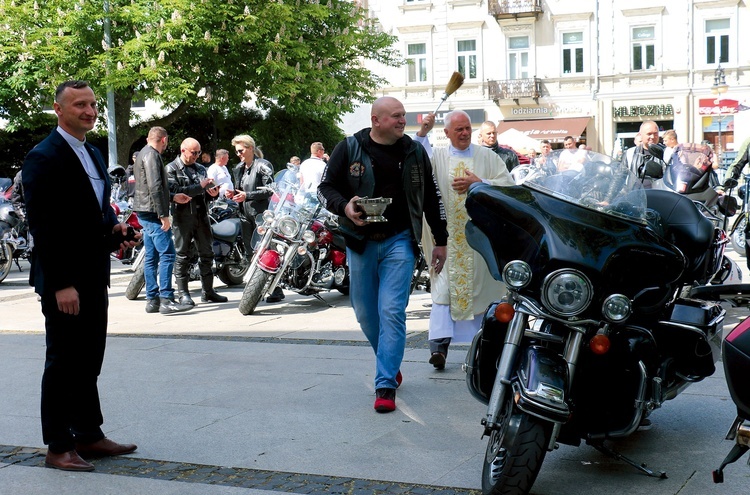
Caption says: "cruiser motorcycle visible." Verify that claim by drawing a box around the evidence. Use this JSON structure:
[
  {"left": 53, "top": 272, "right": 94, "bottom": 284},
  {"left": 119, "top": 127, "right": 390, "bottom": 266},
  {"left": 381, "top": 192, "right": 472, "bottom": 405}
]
[
  {"left": 125, "top": 198, "right": 249, "bottom": 299},
  {"left": 238, "top": 181, "right": 349, "bottom": 315},
  {"left": 0, "top": 179, "right": 21, "bottom": 283},
  {"left": 109, "top": 165, "right": 141, "bottom": 264},
  {"left": 463, "top": 150, "right": 747, "bottom": 494}
]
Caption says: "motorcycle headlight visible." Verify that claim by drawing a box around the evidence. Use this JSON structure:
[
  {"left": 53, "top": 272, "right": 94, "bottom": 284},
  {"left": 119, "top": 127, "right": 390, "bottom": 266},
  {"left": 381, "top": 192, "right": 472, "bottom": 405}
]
[
  {"left": 541, "top": 269, "right": 592, "bottom": 317},
  {"left": 262, "top": 210, "right": 275, "bottom": 223},
  {"left": 302, "top": 230, "right": 316, "bottom": 244},
  {"left": 502, "top": 261, "right": 532, "bottom": 289},
  {"left": 602, "top": 294, "right": 631, "bottom": 322},
  {"left": 277, "top": 216, "right": 300, "bottom": 238}
]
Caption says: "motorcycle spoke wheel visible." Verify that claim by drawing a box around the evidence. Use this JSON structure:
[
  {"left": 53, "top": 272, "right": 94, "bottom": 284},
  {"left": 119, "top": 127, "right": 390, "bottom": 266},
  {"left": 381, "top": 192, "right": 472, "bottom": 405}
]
[
  {"left": 730, "top": 217, "right": 746, "bottom": 256},
  {"left": 481, "top": 404, "right": 551, "bottom": 495},
  {"left": 0, "top": 243, "right": 12, "bottom": 283}
]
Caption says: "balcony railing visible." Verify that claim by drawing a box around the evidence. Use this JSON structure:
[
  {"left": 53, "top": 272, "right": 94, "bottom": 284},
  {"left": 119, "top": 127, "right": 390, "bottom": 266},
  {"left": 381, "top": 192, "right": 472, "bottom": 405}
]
[
  {"left": 489, "top": 0, "right": 543, "bottom": 20},
  {"left": 488, "top": 78, "right": 543, "bottom": 102}
]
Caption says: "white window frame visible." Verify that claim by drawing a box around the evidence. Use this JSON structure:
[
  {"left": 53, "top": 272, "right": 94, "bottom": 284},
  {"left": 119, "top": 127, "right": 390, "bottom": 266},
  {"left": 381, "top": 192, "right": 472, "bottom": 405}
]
[
  {"left": 630, "top": 25, "right": 656, "bottom": 72},
  {"left": 705, "top": 18, "right": 730, "bottom": 66},
  {"left": 456, "top": 39, "right": 478, "bottom": 81},
  {"left": 561, "top": 31, "right": 584, "bottom": 75},
  {"left": 507, "top": 35, "right": 530, "bottom": 80},
  {"left": 406, "top": 42, "right": 428, "bottom": 84}
]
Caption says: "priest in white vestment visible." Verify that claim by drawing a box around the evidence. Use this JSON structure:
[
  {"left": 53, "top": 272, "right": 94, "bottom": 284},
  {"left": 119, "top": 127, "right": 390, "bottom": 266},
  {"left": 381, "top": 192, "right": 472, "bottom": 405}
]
[{"left": 414, "top": 111, "right": 515, "bottom": 370}]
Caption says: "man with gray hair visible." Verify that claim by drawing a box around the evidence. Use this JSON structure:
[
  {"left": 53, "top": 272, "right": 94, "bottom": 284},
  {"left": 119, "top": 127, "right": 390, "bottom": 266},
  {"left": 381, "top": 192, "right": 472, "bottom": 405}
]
[{"left": 415, "top": 110, "right": 514, "bottom": 370}]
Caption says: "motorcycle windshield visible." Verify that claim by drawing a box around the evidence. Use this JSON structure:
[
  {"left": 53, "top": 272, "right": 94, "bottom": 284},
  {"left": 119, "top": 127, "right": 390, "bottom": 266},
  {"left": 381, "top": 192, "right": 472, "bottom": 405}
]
[
  {"left": 523, "top": 150, "right": 649, "bottom": 225},
  {"left": 465, "top": 150, "right": 684, "bottom": 297}
]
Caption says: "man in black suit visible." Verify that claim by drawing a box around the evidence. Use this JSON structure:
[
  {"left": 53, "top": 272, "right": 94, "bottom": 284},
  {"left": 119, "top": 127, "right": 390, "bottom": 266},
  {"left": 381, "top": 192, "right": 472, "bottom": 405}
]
[{"left": 23, "top": 80, "right": 139, "bottom": 472}]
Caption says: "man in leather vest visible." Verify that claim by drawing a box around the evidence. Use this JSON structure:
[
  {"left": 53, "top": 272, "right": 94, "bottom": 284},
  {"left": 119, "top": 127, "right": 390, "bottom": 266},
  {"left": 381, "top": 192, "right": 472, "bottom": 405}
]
[
  {"left": 166, "top": 137, "right": 227, "bottom": 306},
  {"left": 318, "top": 96, "right": 448, "bottom": 413}
]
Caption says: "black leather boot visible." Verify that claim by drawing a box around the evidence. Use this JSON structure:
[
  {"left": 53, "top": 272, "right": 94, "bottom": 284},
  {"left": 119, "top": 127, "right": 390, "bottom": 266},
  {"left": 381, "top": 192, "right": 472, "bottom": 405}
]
[
  {"left": 175, "top": 277, "right": 195, "bottom": 307},
  {"left": 201, "top": 276, "right": 227, "bottom": 303}
]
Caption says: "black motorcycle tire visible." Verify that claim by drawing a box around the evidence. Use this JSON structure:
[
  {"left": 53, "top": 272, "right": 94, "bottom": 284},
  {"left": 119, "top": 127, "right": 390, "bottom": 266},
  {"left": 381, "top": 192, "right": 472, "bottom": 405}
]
[
  {"left": 238, "top": 268, "right": 271, "bottom": 315},
  {"left": 730, "top": 215, "right": 746, "bottom": 256},
  {"left": 0, "top": 242, "right": 12, "bottom": 283},
  {"left": 217, "top": 262, "right": 249, "bottom": 286},
  {"left": 125, "top": 263, "right": 145, "bottom": 300},
  {"left": 482, "top": 406, "right": 550, "bottom": 495}
]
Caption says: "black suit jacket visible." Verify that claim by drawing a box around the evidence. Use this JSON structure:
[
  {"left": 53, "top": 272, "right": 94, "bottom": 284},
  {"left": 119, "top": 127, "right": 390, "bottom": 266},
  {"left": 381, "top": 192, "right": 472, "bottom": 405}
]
[{"left": 23, "top": 129, "right": 118, "bottom": 295}]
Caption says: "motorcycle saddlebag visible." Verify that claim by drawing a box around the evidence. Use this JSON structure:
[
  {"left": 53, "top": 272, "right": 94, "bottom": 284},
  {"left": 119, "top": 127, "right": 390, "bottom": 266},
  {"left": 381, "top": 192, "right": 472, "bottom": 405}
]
[{"left": 723, "top": 317, "right": 750, "bottom": 420}]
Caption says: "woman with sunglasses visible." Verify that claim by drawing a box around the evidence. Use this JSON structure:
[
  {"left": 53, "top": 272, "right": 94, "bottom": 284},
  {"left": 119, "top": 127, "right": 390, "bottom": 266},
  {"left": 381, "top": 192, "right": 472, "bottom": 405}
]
[{"left": 231, "top": 134, "right": 274, "bottom": 259}]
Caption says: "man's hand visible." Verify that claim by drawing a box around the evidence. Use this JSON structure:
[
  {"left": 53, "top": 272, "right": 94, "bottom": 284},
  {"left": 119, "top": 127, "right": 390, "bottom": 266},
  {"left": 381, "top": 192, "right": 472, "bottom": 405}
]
[
  {"left": 417, "top": 113, "right": 436, "bottom": 138},
  {"left": 160, "top": 216, "right": 171, "bottom": 231},
  {"left": 200, "top": 178, "right": 214, "bottom": 188},
  {"left": 173, "top": 193, "right": 191, "bottom": 204},
  {"left": 112, "top": 223, "right": 141, "bottom": 250},
  {"left": 431, "top": 245, "right": 447, "bottom": 275},
  {"left": 56, "top": 286, "right": 79, "bottom": 315},
  {"left": 451, "top": 170, "right": 481, "bottom": 194},
  {"left": 207, "top": 185, "right": 220, "bottom": 197},
  {"left": 234, "top": 190, "right": 247, "bottom": 202},
  {"left": 344, "top": 196, "right": 367, "bottom": 226}
]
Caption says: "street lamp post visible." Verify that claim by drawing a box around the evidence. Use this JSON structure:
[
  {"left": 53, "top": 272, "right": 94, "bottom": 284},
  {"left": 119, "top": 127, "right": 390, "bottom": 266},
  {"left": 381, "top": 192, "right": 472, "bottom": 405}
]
[{"left": 711, "top": 65, "right": 729, "bottom": 168}]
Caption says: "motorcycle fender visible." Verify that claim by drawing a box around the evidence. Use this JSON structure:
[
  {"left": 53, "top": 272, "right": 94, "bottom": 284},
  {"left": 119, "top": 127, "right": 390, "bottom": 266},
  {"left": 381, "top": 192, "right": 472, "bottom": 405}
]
[{"left": 514, "top": 346, "right": 571, "bottom": 424}]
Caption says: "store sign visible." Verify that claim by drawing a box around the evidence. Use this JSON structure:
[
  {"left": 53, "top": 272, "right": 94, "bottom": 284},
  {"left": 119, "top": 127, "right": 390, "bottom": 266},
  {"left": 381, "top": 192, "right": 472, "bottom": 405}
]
[
  {"left": 613, "top": 104, "right": 674, "bottom": 117},
  {"left": 406, "top": 109, "right": 485, "bottom": 126},
  {"left": 698, "top": 98, "right": 746, "bottom": 115}
]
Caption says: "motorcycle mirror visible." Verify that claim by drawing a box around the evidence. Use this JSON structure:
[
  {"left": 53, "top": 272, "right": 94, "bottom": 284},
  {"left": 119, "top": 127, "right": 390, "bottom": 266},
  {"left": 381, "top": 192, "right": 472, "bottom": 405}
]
[
  {"left": 724, "top": 178, "right": 739, "bottom": 190},
  {"left": 643, "top": 159, "right": 664, "bottom": 179},
  {"left": 647, "top": 144, "right": 665, "bottom": 160}
]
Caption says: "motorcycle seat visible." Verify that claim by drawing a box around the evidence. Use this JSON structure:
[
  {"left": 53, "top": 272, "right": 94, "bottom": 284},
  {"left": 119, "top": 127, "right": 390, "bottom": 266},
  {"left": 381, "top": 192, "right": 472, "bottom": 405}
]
[
  {"left": 645, "top": 189, "right": 714, "bottom": 275},
  {"left": 211, "top": 218, "right": 241, "bottom": 242}
]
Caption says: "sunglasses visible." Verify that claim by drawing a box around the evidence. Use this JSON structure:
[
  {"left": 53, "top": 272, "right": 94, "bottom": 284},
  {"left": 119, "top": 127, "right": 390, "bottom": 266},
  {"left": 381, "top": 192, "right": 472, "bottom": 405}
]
[
  {"left": 187, "top": 150, "right": 201, "bottom": 156},
  {"left": 235, "top": 149, "right": 246, "bottom": 155}
]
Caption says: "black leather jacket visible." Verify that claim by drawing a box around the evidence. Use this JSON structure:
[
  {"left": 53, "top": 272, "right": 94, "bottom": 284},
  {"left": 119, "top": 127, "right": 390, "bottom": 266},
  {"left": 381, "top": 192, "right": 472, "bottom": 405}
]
[
  {"left": 486, "top": 143, "right": 519, "bottom": 172},
  {"left": 165, "top": 157, "right": 211, "bottom": 220},
  {"left": 232, "top": 159, "right": 274, "bottom": 219},
  {"left": 132, "top": 144, "right": 170, "bottom": 217}
]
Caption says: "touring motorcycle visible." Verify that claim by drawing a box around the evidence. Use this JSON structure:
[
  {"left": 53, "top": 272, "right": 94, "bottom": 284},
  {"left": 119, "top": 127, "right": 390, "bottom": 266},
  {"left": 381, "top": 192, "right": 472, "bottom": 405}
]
[
  {"left": 125, "top": 198, "right": 249, "bottom": 300},
  {"left": 108, "top": 165, "right": 141, "bottom": 264},
  {"left": 462, "top": 150, "right": 749, "bottom": 494},
  {"left": 238, "top": 180, "right": 349, "bottom": 315}
]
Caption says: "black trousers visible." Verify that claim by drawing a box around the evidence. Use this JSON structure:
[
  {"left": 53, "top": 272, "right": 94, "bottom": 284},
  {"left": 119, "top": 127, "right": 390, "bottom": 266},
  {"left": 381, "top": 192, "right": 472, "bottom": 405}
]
[
  {"left": 173, "top": 213, "right": 214, "bottom": 284},
  {"left": 40, "top": 286, "right": 108, "bottom": 453},
  {"left": 239, "top": 214, "right": 258, "bottom": 256}
]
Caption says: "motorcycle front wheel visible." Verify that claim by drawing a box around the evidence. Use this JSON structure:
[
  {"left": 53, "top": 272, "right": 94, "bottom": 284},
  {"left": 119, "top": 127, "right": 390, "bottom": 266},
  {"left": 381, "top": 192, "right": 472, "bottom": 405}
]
[
  {"left": 730, "top": 215, "right": 746, "bottom": 256},
  {"left": 0, "top": 242, "right": 13, "bottom": 283},
  {"left": 482, "top": 403, "right": 550, "bottom": 495},
  {"left": 125, "top": 262, "right": 145, "bottom": 300},
  {"left": 238, "top": 268, "right": 272, "bottom": 315}
]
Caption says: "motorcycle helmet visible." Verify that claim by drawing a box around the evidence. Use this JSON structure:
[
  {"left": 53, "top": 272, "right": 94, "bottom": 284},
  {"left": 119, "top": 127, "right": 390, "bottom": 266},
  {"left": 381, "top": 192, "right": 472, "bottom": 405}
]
[
  {"left": 723, "top": 317, "right": 750, "bottom": 420},
  {"left": 107, "top": 165, "right": 127, "bottom": 179},
  {"left": 0, "top": 202, "right": 20, "bottom": 228}
]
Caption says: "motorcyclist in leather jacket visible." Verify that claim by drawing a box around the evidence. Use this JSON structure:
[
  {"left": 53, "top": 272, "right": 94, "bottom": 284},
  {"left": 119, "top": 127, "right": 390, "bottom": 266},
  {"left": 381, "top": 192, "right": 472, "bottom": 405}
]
[
  {"left": 166, "top": 137, "right": 227, "bottom": 306},
  {"left": 721, "top": 135, "right": 750, "bottom": 269}
]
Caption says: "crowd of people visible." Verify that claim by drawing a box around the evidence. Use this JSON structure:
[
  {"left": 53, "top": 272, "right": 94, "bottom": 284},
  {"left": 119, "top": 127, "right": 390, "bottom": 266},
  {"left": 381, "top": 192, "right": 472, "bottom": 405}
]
[{"left": 17, "top": 80, "right": 750, "bottom": 473}]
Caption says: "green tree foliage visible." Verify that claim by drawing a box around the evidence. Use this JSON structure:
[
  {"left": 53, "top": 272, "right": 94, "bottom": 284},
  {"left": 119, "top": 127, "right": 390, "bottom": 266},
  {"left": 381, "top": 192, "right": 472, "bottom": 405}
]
[{"left": 0, "top": 0, "right": 400, "bottom": 166}]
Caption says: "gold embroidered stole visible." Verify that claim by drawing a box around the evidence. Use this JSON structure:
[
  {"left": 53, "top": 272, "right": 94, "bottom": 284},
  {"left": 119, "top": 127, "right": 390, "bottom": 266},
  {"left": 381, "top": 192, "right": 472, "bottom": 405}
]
[{"left": 447, "top": 156, "right": 474, "bottom": 320}]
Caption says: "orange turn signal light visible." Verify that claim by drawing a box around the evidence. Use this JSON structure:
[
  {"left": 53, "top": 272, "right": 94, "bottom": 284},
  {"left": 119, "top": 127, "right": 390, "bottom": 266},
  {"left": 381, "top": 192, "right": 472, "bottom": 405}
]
[
  {"left": 494, "top": 302, "right": 515, "bottom": 323},
  {"left": 589, "top": 334, "right": 611, "bottom": 355}
]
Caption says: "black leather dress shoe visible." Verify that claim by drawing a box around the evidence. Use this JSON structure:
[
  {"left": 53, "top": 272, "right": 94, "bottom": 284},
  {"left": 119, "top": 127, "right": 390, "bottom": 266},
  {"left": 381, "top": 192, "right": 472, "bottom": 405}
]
[
  {"left": 201, "top": 289, "right": 228, "bottom": 303},
  {"left": 145, "top": 298, "right": 160, "bottom": 313},
  {"left": 75, "top": 438, "right": 137, "bottom": 458},
  {"left": 45, "top": 450, "right": 95, "bottom": 471}
]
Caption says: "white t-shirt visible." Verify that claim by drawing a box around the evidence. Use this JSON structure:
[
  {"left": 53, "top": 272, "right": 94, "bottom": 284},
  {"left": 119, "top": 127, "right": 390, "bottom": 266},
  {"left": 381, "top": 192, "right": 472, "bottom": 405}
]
[
  {"left": 299, "top": 157, "right": 327, "bottom": 193},
  {"left": 206, "top": 163, "right": 234, "bottom": 197}
]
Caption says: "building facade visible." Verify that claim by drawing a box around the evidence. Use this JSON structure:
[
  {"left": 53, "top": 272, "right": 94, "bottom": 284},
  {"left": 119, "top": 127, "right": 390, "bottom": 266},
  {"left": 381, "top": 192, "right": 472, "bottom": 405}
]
[{"left": 349, "top": 0, "right": 749, "bottom": 163}]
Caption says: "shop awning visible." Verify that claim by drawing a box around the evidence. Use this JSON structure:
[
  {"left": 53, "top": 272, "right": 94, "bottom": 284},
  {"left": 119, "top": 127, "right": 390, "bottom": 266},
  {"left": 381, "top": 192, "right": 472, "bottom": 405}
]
[{"left": 497, "top": 117, "right": 590, "bottom": 142}]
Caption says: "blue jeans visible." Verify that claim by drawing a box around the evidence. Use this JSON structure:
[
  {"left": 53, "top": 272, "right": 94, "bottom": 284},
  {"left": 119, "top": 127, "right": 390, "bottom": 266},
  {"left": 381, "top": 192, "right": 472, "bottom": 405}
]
[
  {"left": 347, "top": 230, "right": 416, "bottom": 390},
  {"left": 139, "top": 212, "right": 176, "bottom": 301}
]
